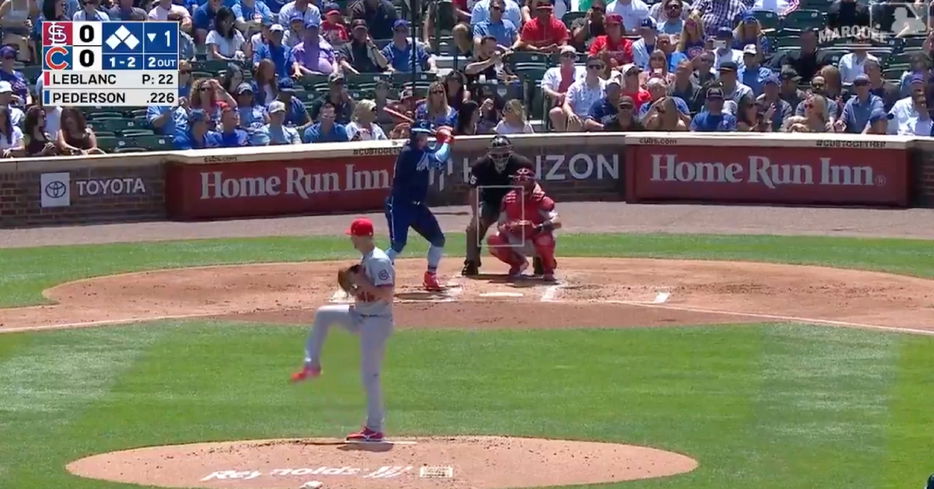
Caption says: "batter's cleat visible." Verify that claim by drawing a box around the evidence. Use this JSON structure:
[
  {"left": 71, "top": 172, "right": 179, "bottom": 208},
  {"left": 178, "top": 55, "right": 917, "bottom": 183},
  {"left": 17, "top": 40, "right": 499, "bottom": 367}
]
[
  {"left": 542, "top": 272, "right": 557, "bottom": 282},
  {"left": 532, "top": 257, "right": 544, "bottom": 276},
  {"left": 507, "top": 260, "right": 529, "bottom": 280},
  {"left": 346, "top": 426, "right": 384, "bottom": 442},
  {"left": 290, "top": 365, "right": 321, "bottom": 383},
  {"left": 461, "top": 261, "right": 479, "bottom": 277},
  {"left": 423, "top": 271, "right": 443, "bottom": 291}
]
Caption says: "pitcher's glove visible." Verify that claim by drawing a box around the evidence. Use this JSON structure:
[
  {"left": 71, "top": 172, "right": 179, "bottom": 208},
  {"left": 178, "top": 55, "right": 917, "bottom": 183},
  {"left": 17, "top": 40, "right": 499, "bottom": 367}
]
[{"left": 338, "top": 265, "right": 361, "bottom": 294}]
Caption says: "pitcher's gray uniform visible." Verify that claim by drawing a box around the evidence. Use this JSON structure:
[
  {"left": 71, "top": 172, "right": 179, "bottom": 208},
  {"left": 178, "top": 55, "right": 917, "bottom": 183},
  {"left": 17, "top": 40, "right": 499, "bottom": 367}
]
[{"left": 303, "top": 247, "right": 395, "bottom": 433}]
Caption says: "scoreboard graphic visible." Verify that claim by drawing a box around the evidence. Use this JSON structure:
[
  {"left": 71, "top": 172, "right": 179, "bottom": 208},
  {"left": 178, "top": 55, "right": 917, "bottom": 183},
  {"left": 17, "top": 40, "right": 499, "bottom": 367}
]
[{"left": 42, "top": 21, "right": 179, "bottom": 107}]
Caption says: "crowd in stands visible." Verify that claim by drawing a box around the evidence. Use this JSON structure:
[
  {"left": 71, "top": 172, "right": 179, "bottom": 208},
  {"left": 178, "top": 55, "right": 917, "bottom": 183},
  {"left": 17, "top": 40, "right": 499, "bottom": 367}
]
[{"left": 1, "top": 0, "right": 934, "bottom": 155}]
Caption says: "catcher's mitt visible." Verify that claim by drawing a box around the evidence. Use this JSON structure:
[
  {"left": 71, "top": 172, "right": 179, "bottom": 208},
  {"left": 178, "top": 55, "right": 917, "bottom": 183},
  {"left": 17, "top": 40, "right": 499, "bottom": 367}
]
[{"left": 337, "top": 264, "right": 361, "bottom": 294}]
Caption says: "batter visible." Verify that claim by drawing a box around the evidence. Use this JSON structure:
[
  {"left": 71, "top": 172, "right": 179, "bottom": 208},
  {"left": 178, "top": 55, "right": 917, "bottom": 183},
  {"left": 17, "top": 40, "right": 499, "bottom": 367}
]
[{"left": 290, "top": 217, "right": 395, "bottom": 443}]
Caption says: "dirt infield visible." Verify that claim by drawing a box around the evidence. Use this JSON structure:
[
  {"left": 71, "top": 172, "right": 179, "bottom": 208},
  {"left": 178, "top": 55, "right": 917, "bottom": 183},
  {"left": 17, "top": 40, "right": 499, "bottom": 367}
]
[
  {"left": 1, "top": 257, "right": 932, "bottom": 334},
  {"left": 66, "top": 436, "right": 698, "bottom": 489}
]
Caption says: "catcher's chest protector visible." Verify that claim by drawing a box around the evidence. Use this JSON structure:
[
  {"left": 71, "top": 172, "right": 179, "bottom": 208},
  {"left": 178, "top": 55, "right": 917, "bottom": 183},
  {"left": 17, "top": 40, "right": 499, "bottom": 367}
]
[{"left": 503, "top": 189, "right": 553, "bottom": 225}]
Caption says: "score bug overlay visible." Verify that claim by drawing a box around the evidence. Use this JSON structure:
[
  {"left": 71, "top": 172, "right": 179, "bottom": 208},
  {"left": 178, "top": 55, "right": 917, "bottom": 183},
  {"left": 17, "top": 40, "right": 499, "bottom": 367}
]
[{"left": 41, "top": 21, "right": 179, "bottom": 106}]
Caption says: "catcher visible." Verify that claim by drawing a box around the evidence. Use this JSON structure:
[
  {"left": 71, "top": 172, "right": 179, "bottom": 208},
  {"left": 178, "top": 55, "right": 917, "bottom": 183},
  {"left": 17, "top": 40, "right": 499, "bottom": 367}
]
[
  {"left": 486, "top": 168, "right": 561, "bottom": 282},
  {"left": 291, "top": 217, "right": 394, "bottom": 443},
  {"left": 462, "top": 135, "right": 539, "bottom": 277}
]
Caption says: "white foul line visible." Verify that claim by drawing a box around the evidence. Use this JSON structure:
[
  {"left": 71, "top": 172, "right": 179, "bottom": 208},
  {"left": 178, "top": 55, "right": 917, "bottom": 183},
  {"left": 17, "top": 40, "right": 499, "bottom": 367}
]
[{"left": 602, "top": 299, "right": 934, "bottom": 336}]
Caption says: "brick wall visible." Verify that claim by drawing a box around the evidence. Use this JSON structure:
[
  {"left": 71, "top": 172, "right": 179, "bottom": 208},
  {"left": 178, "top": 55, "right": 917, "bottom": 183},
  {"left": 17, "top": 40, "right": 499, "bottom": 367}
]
[{"left": 0, "top": 161, "right": 165, "bottom": 228}]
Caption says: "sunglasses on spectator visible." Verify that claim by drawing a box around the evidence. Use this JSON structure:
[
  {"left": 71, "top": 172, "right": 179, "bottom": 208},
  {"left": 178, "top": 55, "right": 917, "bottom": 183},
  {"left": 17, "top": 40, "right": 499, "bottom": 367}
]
[
  {"left": 587, "top": 63, "right": 604, "bottom": 69},
  {"left": 619, "top": 104, "right": 633, "bottom": 109},
  {"left": 811, "top": 83, "right": 824, "bottom": 88},
  {"left": 491, "top": 5, "right": 503, "bottom": 10}
]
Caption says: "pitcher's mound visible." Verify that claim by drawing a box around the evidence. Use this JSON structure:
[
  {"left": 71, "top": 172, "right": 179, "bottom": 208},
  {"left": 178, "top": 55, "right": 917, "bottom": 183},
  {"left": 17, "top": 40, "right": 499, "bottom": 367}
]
[{"left": 66, "top": 436, "right": 698, "bottom": 489}]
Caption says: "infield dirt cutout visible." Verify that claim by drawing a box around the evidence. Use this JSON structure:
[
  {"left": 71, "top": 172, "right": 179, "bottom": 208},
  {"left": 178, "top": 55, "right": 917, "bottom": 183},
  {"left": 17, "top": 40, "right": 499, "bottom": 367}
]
[
  {"left": 1, "top": 257, "right": 933, "bottom": 333},
  {"left": 66, "top": 436, "right": 699, "bottom": 489}
]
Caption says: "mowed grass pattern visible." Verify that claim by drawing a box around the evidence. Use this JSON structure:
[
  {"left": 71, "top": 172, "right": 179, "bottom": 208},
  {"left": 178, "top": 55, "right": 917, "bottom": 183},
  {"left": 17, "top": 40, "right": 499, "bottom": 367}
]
[{"left": 0, "top": 322, "right": 932, "bottom": 489}]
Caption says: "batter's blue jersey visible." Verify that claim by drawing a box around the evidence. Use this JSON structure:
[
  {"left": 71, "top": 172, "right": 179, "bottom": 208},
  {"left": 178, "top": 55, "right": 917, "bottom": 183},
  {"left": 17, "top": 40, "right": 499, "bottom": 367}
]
[{"left": 390, "top": 141, "right": 451, "bottom": 203}]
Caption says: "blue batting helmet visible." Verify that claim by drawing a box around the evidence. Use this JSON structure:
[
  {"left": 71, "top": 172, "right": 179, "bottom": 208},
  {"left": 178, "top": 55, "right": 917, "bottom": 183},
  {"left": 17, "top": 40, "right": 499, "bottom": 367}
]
[{"left": 411, "top": 120, "right": 434, "bottom": 135}]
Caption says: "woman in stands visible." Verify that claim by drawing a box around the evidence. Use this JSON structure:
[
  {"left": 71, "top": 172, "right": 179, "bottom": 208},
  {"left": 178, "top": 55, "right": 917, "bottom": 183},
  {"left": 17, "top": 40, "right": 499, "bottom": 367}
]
[
  {"left": 0, "top": 107, "right": 23, "bottom": 158},
  {"left": 415, "top": 80, "right": 460, "bottom": 128},
  {"left": 495, "top": 99, "right": 535, "bottom": 134},
  {"left": 346, "top": 99, "right": 388, "bottom": 141},
  {"left": 816, "top": 65, "right": 846, "bottom": 119},
  {"left": 640, "top": 49, "right": 676, "bottom": 86},
  {"left": 736, "top": 95, "right": 772, "bottom": 132},
  {"left": 252, "top": 59, "right": 277, "bottom": 106},
  {"left": 732, "top": 15, "right": 770, "bottom": 57},
  {"left": 207, "top": 6, "right": 251, "bottom": 61},
  {"left": 444, "top": 70, "right": 471, "bottom": 112},
  {"left": 56, "top": 108, "right": 104, "bottom": 155},
  {"left": 642, "top": 96, "right": 688, "bottom": 131},
  {"left": 191, "top": 78, "right": 238, "bottom": 127},
  {"left": 676, "top": 13, "right": 705, "bottom": 60},
  {"left": 22, "top": 105, "right": 58, "bottom": 157},
  {"left": 783, "top": 94, "right": 836, "bottom": 133},
  {"left": 455, "top": 100, "right": 481, "bottom": 135}
]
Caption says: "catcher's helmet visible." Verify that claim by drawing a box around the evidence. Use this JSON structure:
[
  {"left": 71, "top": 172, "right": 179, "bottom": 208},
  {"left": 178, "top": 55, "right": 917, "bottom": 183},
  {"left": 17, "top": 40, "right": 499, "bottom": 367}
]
[
  {"left": 489, "top": 135, "right": 512, "bottom": 151},
  {"left": 490, "top": 135, "right": 512, "bottom": 170}
]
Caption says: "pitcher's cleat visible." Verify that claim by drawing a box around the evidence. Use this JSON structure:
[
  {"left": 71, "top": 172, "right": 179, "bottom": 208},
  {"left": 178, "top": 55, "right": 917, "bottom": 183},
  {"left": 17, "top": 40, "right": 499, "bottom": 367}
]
[
  {"left": 346, "top": 426, "right": 384, "bottom": 442},
  {"left": 290, "top": 365, "right": 321, "bottom": 383}
]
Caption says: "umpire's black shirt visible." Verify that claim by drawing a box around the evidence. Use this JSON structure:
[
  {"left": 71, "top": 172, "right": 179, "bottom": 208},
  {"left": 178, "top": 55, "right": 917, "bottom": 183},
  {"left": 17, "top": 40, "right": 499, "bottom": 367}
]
[{"left": 469, "top": 154, "right": 535, "bottom": 205}]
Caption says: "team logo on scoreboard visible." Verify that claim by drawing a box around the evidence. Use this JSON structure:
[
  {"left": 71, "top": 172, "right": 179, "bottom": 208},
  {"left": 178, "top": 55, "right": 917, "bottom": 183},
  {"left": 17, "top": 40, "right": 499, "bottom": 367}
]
[
  {"left": 42, "top": 21, "right": 72, "bottom": 45},
  {"left": 43, "top": 46, "right": 72, "bottom": 70}
]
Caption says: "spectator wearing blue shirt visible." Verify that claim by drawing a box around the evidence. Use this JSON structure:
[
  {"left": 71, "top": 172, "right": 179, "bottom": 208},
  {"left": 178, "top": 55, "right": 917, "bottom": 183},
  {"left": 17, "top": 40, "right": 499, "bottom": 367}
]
[
  {"left": 691, "top": 87, "right": 738, "bottom": 132},
  {"left": 755, "top": 74, "right": 793, "bottom": 131},
  {"left": 632, "top": 18, "right": 657, "bottom": 70},
  {"left": 194, "top": 0, "right": 223, "bottom": 42},
  {"left": 72, "top": 0, "right": 110, "bottom": 20},
  {"left": 471, "top": 0, "right": 523, "bottom": 32},
  {"left": 737, "top": 44, "right": 771, "bottom": 96},
  {"left": 472, "top": 0, "right": 518, "bottom": 50},
  {"left": 862, "top": 109, "right": 890, "bottom": 135},
  {"left": 278, "top": 0, "right": 320, "bottom": 29},
  {"left": 303, "top": 102, "right": 350, "bottom": 143},
  {"left": 233, "top": 0, "right": 273, "bottom": 34},
  {"left": 585, "top": 78, "right": 624, "bottom": 130},
  {"left": 234, "top": 83, "right": 268, "bottom": 129},
  {"left": 282, "top": 10, "right": 306, "bottom": 48},
  {"left": 637, "top": 77, "right": 690, "bottom": 121},
  {"left": 264, "top": 101, "right": 303, "bottom": 144},
  {"left": 253, "top": 23, "right": 292, "bottom": 79},
  {"left": 275, "top": 78, "right": 313, "bottom": 130},
  {"left": 147, "top": 103, "right": 190, "bottom": 136},
  {"left": 382, "top": 20, "right": 436, "bottom": 73},
  {"left": 657, "top": 34, "right": 688, "bottom": 73},
  {"left": 842, "top": 74, "right": 885, "bottom": 134},
  {"left": 218, "top": 104, "right": 251, "bottom": 146},
  {"left": 174, "top": 110, "right": 223, "bottom": 149},
  {"left": 0, "top": 47, "right": 29, "bottom": 105}
]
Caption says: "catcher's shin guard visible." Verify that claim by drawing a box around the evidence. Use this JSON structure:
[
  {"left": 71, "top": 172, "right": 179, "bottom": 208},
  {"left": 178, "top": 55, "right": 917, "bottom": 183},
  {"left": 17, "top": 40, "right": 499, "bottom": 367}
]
[
  {"left": 487, "top": 233, "right": 525, "bottom": 267},
  {"left": 531, "top": 232, "right": 557, "bottom": 273}
]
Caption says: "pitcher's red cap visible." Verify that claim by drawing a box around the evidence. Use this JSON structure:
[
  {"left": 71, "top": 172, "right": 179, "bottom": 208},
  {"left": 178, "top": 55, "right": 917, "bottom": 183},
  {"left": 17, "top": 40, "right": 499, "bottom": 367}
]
[{"left": 346, "top": 218, "right": 374, "bottom": 237}]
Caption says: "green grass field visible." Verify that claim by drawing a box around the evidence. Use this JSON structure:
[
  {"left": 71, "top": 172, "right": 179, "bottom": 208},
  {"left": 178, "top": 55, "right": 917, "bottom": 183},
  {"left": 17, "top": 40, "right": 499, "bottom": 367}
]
[{"left": 1, "top": 233, "right": 932, "bottom": 489}]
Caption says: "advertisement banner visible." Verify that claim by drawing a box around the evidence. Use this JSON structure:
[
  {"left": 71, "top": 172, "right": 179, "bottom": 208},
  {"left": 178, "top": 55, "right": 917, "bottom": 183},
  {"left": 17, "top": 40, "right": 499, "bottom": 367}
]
[
  {"left": 626, "top": 144, "right": 910, "bottom": 206},
  {"left": 166, "top": 155, "right": 396, "bottom": 219}
]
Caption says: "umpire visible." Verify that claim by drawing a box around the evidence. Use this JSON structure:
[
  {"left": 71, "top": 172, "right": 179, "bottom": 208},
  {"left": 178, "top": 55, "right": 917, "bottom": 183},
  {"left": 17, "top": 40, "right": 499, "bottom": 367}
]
[{"left": 462, "top": 135, "right": 542, "bottom": 276}]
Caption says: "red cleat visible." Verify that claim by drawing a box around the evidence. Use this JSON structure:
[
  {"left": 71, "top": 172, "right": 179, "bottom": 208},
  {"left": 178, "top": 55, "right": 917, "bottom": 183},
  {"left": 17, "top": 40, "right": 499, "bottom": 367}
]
[
  {"left": 423, "top": 271, "right": 442, "bottom": 291},
  {"left": 346, "top": 426, "right": 385, "bottom": 442},
  {"left": 290, "top": 365, "right": 321, "bottom": 383}
]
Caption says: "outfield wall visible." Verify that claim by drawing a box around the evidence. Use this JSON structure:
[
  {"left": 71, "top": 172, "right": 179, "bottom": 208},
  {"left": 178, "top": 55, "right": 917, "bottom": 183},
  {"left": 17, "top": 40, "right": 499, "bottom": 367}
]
[{"left": 1, "top": 133, "right": 931, "bottom": 227}]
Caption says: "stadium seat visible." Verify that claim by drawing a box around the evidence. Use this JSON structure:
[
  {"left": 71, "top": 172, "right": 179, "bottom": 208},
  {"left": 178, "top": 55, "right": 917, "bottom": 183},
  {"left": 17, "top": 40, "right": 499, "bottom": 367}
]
[
  {"left": 782, "top": 9, "right": 826, "bottom": 32},
  {"left": 752, "top": 10, "right": 781, "bottom": 31},
  {"left": 88, "top": 111, "right": 125, "bottom": 120},
  {"left": 114, "top": 147, "right": 148, "bottom": 153},
  {"left": 775, "top": 35, "right": 801, "bottom": 48},
  {"left": 883, "top": 67, "right": 905, "bottom": 81},
  {"left": 21, "top": 65, "right": 42, "bottom": 84},
  {"left": 121, "top": 129, "right": 156, "bottom": 137},
  {"left": 127, "top": 134, "right": 173, "bottom": 151},
  {"left": 903, "top": 35, "right": 926, "bottom": 49},
  {"left": 798, "top": 0, "right": 832, "bottom": 9},
  {"left": 96, "top": 135, "right": 120, "bottom": 152}
]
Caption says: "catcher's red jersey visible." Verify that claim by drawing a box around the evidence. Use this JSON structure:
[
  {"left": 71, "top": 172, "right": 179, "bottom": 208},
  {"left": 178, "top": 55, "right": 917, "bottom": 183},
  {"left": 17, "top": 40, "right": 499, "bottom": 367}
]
[{"left": 501, "top": 184, "right": 555, "bottom": 228}]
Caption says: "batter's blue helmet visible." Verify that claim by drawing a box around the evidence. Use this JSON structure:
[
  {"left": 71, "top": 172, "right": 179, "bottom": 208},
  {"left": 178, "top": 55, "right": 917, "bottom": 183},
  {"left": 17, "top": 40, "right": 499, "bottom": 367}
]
[{"left": 411, "top": 120, "right": 434, "bottom": 135}]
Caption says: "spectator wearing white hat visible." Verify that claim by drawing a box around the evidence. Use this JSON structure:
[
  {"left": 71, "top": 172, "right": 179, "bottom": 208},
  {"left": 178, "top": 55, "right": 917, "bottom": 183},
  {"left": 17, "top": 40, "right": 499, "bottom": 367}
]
[
  {"left": 263, "top": 101, "right": 302, "bottom": 144},
  {"left": 0, "top": 81, "right": 24, "bottom": 128},
  {"left": 736, "top": 44, "right": 770, "bottom": 96},
  {"left": 347, "top": 100, "right": 388, "bottom": 141},
  {"left": 542, "top": 45, "right": 586, "bottom": 130}
]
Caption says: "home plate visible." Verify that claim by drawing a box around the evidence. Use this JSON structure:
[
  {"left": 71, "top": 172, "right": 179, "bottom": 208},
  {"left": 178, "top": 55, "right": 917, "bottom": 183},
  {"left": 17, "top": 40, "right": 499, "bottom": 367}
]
[
  {"left": 480, "top": 292, "right": 524, "bottom": 297},
  {"left": 420, "top": 466, "right": 454, "bottom": 478}
]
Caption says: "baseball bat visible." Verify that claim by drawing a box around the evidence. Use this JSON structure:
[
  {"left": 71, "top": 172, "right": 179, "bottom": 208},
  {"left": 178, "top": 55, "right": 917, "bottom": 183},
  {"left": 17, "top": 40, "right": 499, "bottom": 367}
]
[{"left": 382, "top": 106, "right": 415, "bottom": 124}]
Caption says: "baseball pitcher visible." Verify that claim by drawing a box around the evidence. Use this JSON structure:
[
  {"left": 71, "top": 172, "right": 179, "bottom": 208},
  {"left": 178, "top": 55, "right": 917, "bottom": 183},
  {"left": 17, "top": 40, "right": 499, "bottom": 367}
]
[
  {"left": 462, "top": 135, "right": 535, "bottom": 277},
  {"left": 291, "top": 217, "right": 394, "bottom": 443},
  {"left": 486, "top": 168, "right": 561, "bottom": 282},
  {"left": 385, "top": 120, "right": 455, "bottom": 291}
]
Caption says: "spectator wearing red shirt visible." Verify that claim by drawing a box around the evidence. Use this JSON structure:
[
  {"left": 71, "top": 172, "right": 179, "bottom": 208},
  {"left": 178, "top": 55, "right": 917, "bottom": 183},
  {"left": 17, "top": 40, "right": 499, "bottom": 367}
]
[
  {"left": 588, "top": 13, "right": 633, "bottom": 71},
  {"left": 320, "top": 3, "right": 349, "bottom": 45},
  {"left": 514, "top": 0, "right": 568, "bottom": 53},
  {"left": 620, "top": 63, "right": 652, "bottom": 109}
]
